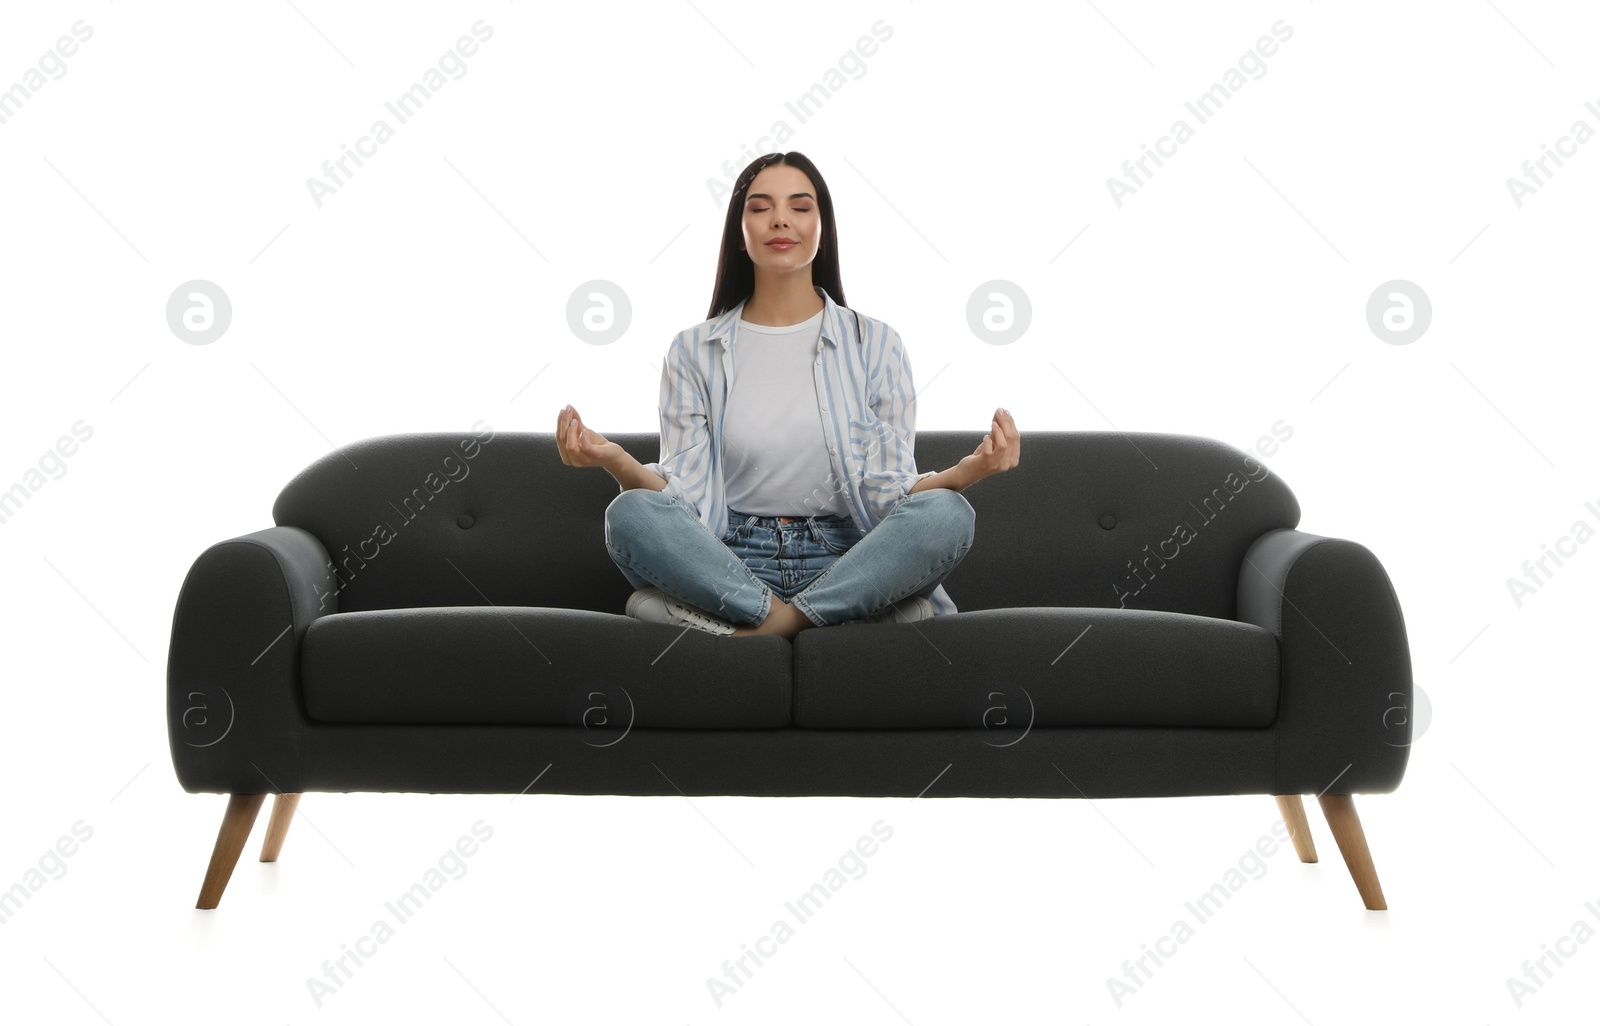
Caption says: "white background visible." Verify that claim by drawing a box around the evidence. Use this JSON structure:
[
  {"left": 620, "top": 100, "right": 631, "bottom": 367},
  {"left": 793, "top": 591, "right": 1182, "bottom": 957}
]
[{"left": 1, "top": 1, "right": 1596, "bottom": 1023}]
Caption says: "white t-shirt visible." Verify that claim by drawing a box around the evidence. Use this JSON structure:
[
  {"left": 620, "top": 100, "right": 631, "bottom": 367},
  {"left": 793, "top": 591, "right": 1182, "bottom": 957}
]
[{"left": 722, "top": 307, "right": 851, "bottom": 518}]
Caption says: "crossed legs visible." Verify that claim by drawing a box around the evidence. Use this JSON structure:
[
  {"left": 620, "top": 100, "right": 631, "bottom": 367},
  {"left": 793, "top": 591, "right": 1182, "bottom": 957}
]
[{"left": 604, "top": 487, "right": 974, "bottom": 639}]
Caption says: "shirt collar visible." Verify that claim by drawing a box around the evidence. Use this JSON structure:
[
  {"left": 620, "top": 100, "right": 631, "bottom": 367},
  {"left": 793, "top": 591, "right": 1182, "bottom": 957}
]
[{"left": 712, "top": 284, "right": 848, "bottom": 350}]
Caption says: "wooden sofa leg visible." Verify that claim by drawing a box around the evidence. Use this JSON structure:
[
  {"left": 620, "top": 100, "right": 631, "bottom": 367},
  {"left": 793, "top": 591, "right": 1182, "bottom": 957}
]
[
  {"left": 1315, "top": 794, "right": 1388, "bottom": 910},
  {"left": 195, "top": 793, "right": 266, "bottom": 910},
  {"left": 1273, "top": 794, "right": 1318, "bottom": 862},
  {"left": 260, "top": 793, "right": 302, "bottom": 862}
]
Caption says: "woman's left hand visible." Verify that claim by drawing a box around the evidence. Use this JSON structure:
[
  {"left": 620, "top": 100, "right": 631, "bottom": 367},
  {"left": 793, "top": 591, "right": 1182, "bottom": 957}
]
[{"left": 957, "top": 408, "right": 1020, "bottom": 485}]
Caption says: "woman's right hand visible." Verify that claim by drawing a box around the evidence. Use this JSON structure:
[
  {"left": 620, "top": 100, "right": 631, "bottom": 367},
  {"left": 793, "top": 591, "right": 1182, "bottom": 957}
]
[{"left": 556, "top": 404, "right": 624, "bottom": 469}]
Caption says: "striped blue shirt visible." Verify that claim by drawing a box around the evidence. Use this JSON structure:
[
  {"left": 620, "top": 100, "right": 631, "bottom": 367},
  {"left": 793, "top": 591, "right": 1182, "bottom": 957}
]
[{"left": 642, "top": 284, "right": 957, "bottom": 617}]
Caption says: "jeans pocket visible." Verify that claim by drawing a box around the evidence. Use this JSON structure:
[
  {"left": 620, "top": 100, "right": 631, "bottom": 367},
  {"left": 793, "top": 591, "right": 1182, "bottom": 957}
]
[{"left": 814, "top": 522, "right": 864, "bottom": 555}]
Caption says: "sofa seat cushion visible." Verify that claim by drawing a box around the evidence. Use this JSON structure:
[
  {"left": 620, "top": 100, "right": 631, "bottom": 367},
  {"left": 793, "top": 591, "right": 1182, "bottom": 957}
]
[
  {"left": 792, "top": 608, "right": 1279, "bottom": 729},
  {"left": 302, "top": 607, "right": 793, "bottom": 728}
]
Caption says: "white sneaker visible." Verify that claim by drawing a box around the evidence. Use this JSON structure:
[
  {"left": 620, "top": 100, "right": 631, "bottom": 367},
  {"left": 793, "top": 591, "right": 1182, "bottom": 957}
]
[
  {"left": 843, "top": 594, "right": 936, "bottom": 625},
  {"left": 625, "top": 587, "right": 738, "bottom": 636}
]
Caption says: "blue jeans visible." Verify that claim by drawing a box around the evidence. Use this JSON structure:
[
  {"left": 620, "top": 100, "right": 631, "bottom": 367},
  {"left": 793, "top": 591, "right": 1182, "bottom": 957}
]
[{"left": 603, "top": 487, "right": 975, "bottom": 627}]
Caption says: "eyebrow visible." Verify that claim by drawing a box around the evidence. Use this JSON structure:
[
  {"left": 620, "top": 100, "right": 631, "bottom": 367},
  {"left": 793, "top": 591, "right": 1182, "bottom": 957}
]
[{"left": 746, "top": 192, "right": 815, "bottom": 202}]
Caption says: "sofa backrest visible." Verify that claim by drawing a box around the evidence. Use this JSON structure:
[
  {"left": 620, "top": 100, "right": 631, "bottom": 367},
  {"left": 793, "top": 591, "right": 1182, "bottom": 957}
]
[{"left": 272, "top": 430, "right": 1299, "bottom": 621}]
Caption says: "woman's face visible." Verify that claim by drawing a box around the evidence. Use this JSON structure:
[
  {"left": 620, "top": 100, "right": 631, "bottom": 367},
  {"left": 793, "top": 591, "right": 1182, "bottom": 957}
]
[{"left": 740, "top": 164, "right": 822, "bottom": 271}]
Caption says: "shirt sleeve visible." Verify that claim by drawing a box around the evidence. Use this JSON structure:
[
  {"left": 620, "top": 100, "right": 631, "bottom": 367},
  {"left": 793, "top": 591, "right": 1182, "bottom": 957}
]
[
  {"left": 858, "top": 325, "right": 937, "bottom": 521},
  {"left": 639, "top": 334, "right": 712, "bottom": 519}
]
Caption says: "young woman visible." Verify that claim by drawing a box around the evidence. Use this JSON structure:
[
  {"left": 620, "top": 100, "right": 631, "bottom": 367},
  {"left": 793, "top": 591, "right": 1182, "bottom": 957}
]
[{"left": 556, "top": 151, "right": 1020, "bottom": 639}]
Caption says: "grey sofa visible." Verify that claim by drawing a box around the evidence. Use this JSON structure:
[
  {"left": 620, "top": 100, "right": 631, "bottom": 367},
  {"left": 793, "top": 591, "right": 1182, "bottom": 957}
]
[{"left": 167, "top": 427, "right": 1412, "bottom": 909}]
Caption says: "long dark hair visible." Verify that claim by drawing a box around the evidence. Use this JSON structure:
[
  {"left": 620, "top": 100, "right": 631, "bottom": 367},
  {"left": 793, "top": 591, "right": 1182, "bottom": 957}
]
[{"left": 706, "top": 151, "right": 846, "bottom": 320}]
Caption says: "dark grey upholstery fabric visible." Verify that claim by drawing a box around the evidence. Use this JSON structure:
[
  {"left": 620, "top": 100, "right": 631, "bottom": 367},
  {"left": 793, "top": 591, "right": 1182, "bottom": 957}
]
[
  {"left": 1236, "top": 528, "right": 1414, "bottom": 795},
  {"left": 268, "top": 430, "right": 1300, "bottom": 621},
  {"left": 294, "top": 724, "right": 1277, "bottom": 799},
  {"left": 302, "top": 606, "right": 794, "bottom": 728},
  {"left": 167, "top": 430, "right": 1412, "bottom": 800},
  {"left": 793, "top": 608, "right": 1279, "bottom": 729}
]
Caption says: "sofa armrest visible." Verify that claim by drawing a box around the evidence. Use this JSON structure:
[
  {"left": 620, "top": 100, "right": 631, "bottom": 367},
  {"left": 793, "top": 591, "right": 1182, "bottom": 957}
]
[
  {"left": 167, "top": 526, "right": 337, "bottom": 794},
  {"left": 1236, "top": 528, "right": 1413, "bottom": 796}
]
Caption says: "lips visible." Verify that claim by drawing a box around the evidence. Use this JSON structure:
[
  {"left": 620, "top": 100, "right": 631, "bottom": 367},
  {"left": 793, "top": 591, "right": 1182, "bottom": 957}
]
[{"left": 767, "top": 240, "right": 796, "bottom": 249}]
